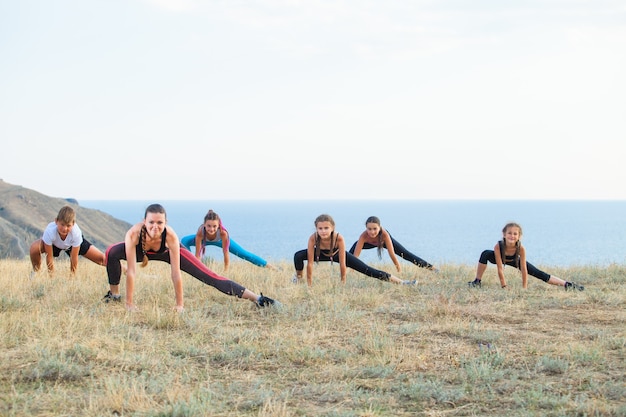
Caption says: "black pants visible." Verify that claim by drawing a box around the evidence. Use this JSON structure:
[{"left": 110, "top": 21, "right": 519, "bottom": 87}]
[
  {"left": 294, "top": 249, "right": 391, "bottom": 281},
  {"left": 105, "top": 242, "right": 247, "bottom": 297}
]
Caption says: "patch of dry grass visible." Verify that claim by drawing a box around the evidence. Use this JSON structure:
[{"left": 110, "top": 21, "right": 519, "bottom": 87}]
[{"left": 1, "top": 258, "right": 625, "bottom": 416}]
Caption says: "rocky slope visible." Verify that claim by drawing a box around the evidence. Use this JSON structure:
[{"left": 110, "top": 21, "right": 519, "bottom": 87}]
[{"left": 0, "top": 179, "right": 131, "bottom": 259}]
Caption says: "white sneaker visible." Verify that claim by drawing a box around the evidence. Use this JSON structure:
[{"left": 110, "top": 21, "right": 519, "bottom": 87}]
[{"left": 291, "top": 274, "right": 299, "bottom": 284}]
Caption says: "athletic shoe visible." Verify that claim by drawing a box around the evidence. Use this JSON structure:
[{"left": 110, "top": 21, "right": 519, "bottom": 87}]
[
  {"left": 402, "top": 279, "right": 418, "bottom": 285},
  {"left": 257, "top": 293, "right": 280, "bottom": 308},
  {"left": 291, "top": 274, "right": 299, "bottom": 284},
  {"left": 103, "top": 291, "right": 122, "bottom": 303},
  {"left": 565, "top": 282, "right": 585, "bottom": 291},
  {"left": 468, "top": 278, "right": 482, "bottom": 288}
]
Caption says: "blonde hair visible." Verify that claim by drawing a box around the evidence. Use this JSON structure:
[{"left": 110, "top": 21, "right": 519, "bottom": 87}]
[
  {"left": 502, "top": 222, "right": 523, "bottom": 237},
  {"left": 500, "top": 222, "right": 522, "bottom": 268},
  {"left": 314, "top": 214, "right": 337, "bottom": 263}
]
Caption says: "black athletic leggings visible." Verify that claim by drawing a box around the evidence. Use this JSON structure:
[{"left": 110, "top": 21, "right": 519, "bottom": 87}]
[
  {"left": 105, "top": 242, "right": 247, "bottom": 297},
  {"left": 478, "top": 250, "right": 550, "bottom": 282},
  {"left": 349, "top": 234, "right": 433, "bottom": 269},
  {"left": 293, "top": 249, "right": 391, "bottom": 281},
  {"left": 52, "top": 237, "right": 92, "bottom": 257}
]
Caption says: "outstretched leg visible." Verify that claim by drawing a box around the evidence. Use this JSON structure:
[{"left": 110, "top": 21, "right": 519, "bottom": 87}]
[{"left": 83, "top": 244, "right": 106, "bottom": 266}]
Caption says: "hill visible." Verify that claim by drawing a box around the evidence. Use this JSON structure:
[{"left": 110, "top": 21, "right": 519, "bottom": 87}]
[{"left": 0, "top": 179, "right": 131, "bottom": 259}]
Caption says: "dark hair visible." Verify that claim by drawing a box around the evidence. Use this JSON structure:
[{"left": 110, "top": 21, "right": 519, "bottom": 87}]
[
  {"left": 145, "top": 203, "right": 166, "bottom": 219},
  {"left": 200, "top": 210, "right": 229, "bottom": 255},
  {"left": 139, "top": 204, "right": 167, "bottom": 267},
  {"left": 365, "top": 216, "right": 385, "bottom": 259}
]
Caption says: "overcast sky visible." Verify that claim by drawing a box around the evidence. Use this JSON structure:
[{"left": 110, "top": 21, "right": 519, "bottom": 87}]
[{"left": 2, "top": 0, "right": 625, "bottom": 201}]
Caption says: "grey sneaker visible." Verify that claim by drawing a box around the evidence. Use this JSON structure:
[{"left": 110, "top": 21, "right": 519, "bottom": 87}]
[
  {"left": 402, "top": 279, "right": 418, "bottom": 285},
  {"left": 103, "top": 291, "right": 122, "bottom": 303},
  {"left": 468, "top": 278, "right": 482, "bottom": 288},
  {"left": 565, "top": 282, "right": 584, "bottom": 291},
  {"left": 291, "top": 274, "right": 299, "bottom": 284}
]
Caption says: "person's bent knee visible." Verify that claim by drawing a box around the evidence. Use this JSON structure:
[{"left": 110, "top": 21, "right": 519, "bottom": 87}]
[
  {"left": 30, "top": 239, "right": 43, "bottom": 254},
  {"left": 478, "top": 250, "right": 495, "bottom": 264}
]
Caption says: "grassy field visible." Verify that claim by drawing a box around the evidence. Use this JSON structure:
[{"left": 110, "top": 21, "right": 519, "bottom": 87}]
[{"left": 0, "top": 258, "right": 624, "bottom": 417}]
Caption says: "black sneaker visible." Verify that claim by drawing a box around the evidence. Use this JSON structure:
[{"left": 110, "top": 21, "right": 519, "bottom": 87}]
[
  {"left": 257, "top": 293, "right": 279, "bottom": 308},
  {"left": 468, "top": 278, "right": 482, "bottom": 288},
  {"left": 565, "top": 282, "right": 585, "bottom": 291},
  {"left": 103, "top": 290, "right": 122, "bottom": 303}
]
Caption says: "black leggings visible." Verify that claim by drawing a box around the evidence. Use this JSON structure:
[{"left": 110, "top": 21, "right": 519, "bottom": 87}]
[
  {"left": 105, "top": 242, "right": 247, "bottom": 297},
  {"left": 293, "top": 249, "right": 391, "bottom": 281},
  {"left": 52, "top": 237, "right": 92, "bottom": 257},
  {"left": 478, "top": 250, "right": 550, "bottom": 282},
  {"left": 349, "top": 234, "right": 433, "bottom": 269}
]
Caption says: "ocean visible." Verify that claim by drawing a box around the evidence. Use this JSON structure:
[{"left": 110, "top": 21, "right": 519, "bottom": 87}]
[{"left": 81, "top": 200, "right": 626, "bottom": 268}]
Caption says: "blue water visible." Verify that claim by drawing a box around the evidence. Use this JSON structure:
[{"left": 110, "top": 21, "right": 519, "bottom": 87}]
[{"left": 81, "top": 200, "right": 626, "bottom": 267}]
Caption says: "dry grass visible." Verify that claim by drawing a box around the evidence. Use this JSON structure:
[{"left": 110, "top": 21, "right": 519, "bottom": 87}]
[{"left": 1, "top": 258, "right": 625, "bottom": 416}]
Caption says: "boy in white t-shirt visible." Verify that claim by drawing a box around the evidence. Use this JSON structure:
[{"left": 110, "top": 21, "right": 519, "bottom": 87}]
[{"left": 29, "top": 205, "right": 105, "bottom": 276}]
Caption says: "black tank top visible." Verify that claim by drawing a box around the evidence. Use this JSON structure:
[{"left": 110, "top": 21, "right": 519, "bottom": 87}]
[
  {"left": 137, "top": 227, "right": 168, "bottom": 254},
  {"left": 315, "top": 232, "right": 340, "bottom": 263},
  {"left": 498, "top": 240, "right": 519, "bottom": 267},
  {"left": 320, "top": 233, "right": 340, "bottom": 257}
]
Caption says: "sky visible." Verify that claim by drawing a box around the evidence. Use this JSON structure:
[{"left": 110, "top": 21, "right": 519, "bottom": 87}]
[{"left": 1, "top": 0, "right": 625, "bottom": 201}]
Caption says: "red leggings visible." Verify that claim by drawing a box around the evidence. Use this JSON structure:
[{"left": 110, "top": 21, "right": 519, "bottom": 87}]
[{"left": 105, "top": 242, "right": 247, "bottom": 297}]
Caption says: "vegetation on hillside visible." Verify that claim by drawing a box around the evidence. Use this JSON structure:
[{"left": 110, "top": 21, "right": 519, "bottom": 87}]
[{"left": 0, "top": 179, "right": 130, "bottom": 258}]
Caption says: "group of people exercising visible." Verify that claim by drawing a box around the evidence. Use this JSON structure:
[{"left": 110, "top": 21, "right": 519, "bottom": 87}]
[{"left": 29, "top": 204, "right": 585, "bottom": 313}]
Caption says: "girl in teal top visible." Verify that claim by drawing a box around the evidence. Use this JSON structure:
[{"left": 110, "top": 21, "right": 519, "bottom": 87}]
[{"left": 180, "top": 210, "right": 275, "bottom": 271}]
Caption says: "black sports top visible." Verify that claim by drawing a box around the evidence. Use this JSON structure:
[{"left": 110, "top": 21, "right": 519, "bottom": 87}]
[{"left": 136, "top": 227, "right": 168, "bottom": 257}]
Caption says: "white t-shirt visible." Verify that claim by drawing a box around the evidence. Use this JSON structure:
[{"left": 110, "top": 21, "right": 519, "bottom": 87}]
[{"left": 42, "top": 222, "right": 83, "bottom": 250}]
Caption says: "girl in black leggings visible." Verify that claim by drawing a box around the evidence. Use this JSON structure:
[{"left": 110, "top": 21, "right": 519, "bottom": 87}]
[
  {"left": 349, "top": 216, "right": 438, "bottom": 274},
  {"left": 468, "top": 222, "right": 584, "bottom": 291},
  {"left": 103, "top": 203, "right": 278, "bottom": 312},
  {"left": 292, "top": 214, "right": 416, "bottom": 286}
]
